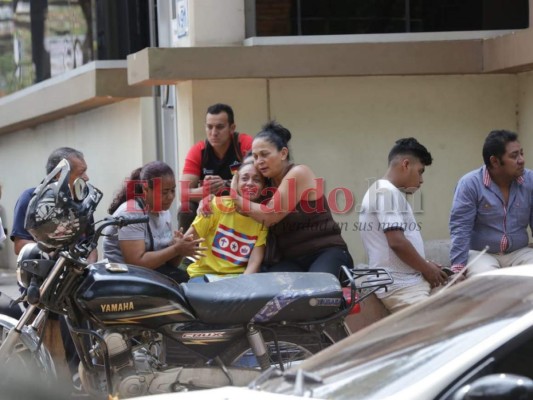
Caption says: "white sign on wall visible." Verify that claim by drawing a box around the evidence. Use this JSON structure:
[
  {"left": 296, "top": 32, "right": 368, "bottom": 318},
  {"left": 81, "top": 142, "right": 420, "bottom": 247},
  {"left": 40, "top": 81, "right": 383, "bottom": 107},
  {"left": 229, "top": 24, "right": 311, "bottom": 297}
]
[{"left": 176, "top": 0, "right": 189, "bottom": 39}]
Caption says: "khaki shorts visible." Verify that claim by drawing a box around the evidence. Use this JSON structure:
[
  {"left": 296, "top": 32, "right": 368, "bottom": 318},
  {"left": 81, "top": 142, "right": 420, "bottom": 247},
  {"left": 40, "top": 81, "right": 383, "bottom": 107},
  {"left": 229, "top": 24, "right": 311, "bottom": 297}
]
[
  {"left": 466, "top": 247, "right": 533, "bottom": 277},
  {"left": 379, "top": 280, "right": 431, "bottom": 313}
]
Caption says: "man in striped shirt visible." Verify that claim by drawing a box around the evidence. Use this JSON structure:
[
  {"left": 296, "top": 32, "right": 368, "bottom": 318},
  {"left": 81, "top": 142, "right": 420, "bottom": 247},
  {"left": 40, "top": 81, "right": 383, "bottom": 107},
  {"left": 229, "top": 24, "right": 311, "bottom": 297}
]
[{"left": 449, "top": 130, "right": 533, "bottom": 276}]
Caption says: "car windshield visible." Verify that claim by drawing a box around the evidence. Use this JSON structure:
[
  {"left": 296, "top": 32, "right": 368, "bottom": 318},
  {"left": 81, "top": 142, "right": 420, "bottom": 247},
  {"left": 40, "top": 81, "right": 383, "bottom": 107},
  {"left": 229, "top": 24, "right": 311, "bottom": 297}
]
[{"left": 265, "top": 275, "right": 533, "bottom": 400}]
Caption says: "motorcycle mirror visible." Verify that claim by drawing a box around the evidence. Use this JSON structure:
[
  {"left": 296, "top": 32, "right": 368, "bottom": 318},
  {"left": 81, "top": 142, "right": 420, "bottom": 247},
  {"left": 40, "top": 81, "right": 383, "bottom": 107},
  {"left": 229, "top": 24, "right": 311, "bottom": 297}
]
[{"left": 72, "top": 178, "right": 88, "bottom": 202}]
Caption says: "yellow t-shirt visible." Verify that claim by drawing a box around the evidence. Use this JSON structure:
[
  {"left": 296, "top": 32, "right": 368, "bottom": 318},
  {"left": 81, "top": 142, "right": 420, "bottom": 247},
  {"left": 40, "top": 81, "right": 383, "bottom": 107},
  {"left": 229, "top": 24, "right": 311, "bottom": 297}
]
[{"left": 187, "top": 197, "right": 268, "bottom": 278}]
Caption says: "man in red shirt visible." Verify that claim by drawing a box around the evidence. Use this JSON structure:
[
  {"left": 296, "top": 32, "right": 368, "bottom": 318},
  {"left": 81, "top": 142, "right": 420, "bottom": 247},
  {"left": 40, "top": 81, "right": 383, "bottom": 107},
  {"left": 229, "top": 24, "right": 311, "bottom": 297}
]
[{"left": 179, "top": 103, "right": 253, "bottom": 231}]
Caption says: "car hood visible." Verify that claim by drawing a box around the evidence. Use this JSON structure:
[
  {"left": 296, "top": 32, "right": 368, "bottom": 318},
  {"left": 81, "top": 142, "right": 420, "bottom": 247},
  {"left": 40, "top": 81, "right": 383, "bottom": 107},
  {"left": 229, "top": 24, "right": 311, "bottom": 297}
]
[
  {"left": 253, "top": 269, "right": 533, "bottom": 399},
  {"left": 133, "top": 386, "right": 307, "bottom": 400}
]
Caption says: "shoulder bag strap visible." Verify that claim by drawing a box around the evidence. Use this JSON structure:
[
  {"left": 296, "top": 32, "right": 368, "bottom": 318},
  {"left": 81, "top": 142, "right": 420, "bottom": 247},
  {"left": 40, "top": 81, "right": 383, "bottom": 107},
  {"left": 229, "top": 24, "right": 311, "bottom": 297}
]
[{"left": 135, "top": 198, "right": 154, "bottom": 252}]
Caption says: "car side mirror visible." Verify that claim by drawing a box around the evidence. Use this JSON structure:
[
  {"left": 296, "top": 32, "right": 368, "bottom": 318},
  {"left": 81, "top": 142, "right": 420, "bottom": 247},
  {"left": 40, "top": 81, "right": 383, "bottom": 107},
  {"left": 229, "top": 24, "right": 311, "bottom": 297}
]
[{"left": 454, "top": 374, "right": 533, "bottom": 400}]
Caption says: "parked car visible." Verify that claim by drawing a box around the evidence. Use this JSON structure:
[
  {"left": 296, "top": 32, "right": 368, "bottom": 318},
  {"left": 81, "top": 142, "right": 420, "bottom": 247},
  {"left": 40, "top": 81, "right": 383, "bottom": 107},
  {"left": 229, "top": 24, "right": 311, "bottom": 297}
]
[
  {"left": 252, "top": 266, "right": 533, "bottom": 400},
  {"left": 134, "top": 267, "right": 533, "bottom": 400}
]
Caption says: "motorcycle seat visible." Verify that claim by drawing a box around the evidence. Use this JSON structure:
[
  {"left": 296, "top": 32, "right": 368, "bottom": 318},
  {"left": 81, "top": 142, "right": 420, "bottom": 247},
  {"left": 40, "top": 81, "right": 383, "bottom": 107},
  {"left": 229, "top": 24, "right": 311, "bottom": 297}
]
[{"left": 182, "top": 272, "right": 343, "bottom": 325}]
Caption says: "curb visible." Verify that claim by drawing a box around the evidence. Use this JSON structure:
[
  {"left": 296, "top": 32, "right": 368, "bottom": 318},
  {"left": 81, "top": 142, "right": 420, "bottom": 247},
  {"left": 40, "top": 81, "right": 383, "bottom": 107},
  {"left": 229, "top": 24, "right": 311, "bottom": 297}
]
[{"left": 0, "top": 271, "right": 17, "bottom": 284}]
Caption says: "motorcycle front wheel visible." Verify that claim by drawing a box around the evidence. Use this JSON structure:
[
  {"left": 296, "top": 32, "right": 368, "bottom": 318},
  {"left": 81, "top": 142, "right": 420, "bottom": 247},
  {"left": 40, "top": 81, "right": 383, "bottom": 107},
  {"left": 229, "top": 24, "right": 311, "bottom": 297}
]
[
  {"left": 220, "top": 326, "right": 331, "bottom": 371},
  {"left": 0, "top": 315, "right": 58, "bottom": 398}
]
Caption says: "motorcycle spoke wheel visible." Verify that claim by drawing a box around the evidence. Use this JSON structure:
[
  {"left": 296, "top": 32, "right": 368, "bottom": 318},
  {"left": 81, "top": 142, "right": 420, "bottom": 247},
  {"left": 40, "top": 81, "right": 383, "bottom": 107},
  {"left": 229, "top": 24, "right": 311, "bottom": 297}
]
[
  {"left": 0, "top": 322, "right": 55, "bottom": 398},
  {"left": 0, "top": 324, "right": 34, "bottom": 369},
  {"left": 220, "top": 327, "right": 331, "bottom": 371}
]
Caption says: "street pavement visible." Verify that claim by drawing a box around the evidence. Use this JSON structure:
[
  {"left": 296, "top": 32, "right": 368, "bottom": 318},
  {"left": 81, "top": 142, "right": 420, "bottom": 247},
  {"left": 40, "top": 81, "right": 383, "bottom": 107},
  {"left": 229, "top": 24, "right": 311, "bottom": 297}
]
[{"left": 0, "top": 270, "right": 20, "bottom": 299}]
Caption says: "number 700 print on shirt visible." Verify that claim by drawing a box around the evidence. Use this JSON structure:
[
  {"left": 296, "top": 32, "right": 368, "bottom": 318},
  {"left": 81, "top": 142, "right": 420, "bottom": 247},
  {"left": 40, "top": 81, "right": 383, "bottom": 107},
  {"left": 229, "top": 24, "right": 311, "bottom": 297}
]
[{"left": 212, "top": 224, "right": 258, "bottom": 266}]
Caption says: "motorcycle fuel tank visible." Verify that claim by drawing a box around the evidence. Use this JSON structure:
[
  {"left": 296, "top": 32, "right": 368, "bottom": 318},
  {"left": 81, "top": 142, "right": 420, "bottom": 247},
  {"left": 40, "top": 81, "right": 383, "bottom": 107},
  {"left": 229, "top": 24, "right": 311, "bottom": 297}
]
[{"left": 75, "top": 262, "right": 196, "bottom": 328}]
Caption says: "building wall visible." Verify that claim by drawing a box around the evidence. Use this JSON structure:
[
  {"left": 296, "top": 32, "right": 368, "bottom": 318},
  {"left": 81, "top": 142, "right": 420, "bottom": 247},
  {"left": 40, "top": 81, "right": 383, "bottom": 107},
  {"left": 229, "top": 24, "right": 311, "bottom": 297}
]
[
  {"left": 0, "top": 73, "right": 521, "bottom": 270},
  {"left": 0, "top": 98, "right": 154, "bottom": 269},
  {"left": 271, "top": 74, "right": 519, "bottom": 263},
  {"left": 183, "top": 74, "right": 518, "bottom": 264},
  {"left": 518, "top": 71, "right": 533, "bottom": 152},
  {"left": 518, "top": 71, "right": 533, "bottom": 243},
  {"left": 175, "top": 79, "right": 270, "bottom": 175},
  {"left": 0, "top": 0, "right": 529, "bottom": 275},
  {"left": 174, "top": 0, "right": 245, "bottom": 47}
]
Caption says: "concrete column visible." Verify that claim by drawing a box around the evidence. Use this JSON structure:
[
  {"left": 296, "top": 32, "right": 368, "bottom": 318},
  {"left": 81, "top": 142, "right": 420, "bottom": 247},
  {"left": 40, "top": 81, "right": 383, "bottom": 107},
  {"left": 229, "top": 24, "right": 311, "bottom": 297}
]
[
  {"left": 175, "top": 80, "right": 195, "bottom": 175},
  {"left": 171, "top": 0, "right": 249, "bottom": 217},
  {"left": 171, "top": 0, "right": 248, "bottom": 174},
  {"left": 174, "top": 0, "right": 245, "bottom": 47}
]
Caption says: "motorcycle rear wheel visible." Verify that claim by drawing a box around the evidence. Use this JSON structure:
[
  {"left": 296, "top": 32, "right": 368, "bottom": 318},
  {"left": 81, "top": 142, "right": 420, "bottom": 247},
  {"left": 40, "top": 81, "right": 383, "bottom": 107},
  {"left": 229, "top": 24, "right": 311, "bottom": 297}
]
[{"left": 220, "top": 327, "right": 331, "bottom": 371}]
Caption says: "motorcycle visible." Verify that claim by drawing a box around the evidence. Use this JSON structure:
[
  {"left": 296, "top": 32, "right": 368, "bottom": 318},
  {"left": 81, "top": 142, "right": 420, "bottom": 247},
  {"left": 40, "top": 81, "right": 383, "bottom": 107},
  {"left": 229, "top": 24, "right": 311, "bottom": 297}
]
[{"left": 0, "top": 159, "right": 393, "bottom": 399}]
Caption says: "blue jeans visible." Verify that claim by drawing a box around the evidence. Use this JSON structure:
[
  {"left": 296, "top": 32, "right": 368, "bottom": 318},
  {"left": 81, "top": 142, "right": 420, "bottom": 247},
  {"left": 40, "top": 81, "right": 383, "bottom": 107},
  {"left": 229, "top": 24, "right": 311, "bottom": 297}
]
[
  {"left": 264, "top": 247, "right": 353, "bottom": 278},
  {"left": 188, "top": 276, "right": 207, "bottom": 283}
]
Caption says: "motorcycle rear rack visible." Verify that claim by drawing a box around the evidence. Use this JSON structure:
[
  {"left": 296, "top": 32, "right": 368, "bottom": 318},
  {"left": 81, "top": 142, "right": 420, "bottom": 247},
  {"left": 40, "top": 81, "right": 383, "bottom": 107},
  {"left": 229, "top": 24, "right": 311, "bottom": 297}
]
[
  {"left": 344, "top": 266, "right": 394, "bottom": 298},
  {"left": 293, "top": 266, "right": 393, "bottom": 327}
]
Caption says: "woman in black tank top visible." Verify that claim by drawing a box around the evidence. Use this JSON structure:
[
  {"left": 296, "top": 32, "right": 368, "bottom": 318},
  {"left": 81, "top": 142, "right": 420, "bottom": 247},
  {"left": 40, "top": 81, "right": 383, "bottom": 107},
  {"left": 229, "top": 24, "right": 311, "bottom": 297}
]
[{"left": 231, "top": 121, "right": 354, "bottom": 277}]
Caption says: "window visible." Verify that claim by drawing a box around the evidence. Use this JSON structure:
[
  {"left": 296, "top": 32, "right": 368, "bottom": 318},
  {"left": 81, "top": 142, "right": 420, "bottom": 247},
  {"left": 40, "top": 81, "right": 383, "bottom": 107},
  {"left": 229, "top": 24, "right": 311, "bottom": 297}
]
[
  {"left": 0, "top": 0, "right": 151, "bottom": 97},
  {"left": 250, "top": 0, "right": 529, "bottom": 37}
]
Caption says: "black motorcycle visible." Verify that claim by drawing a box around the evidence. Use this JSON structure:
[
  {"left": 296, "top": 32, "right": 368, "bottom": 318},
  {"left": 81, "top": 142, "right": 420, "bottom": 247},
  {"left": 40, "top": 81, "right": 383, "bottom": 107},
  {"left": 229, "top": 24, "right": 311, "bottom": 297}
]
[{"left": 0, "top": 159, "right": 392, "bottom": 398}]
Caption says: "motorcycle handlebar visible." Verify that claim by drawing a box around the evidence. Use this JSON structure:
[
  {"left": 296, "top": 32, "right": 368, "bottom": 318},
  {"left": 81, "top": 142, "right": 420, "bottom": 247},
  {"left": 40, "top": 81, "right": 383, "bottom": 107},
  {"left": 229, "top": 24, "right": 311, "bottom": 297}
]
[
  {"left": 71, "top": 216, "right": 150, "bottom": 260},
  {"left": 115, "top": 216, "right": 150, "bottom": 227},
  {"left": 93, "top": 216, "right": 149, "bottom": 241}
]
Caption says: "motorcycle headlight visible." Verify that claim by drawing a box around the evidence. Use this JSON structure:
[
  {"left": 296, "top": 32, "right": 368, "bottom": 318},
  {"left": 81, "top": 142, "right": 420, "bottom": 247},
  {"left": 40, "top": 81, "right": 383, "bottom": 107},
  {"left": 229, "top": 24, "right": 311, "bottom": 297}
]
[
  {"left": 16, "top": 267, "right": 30, "bottom": 289},
  {"left": 16, "top": 243, "right": 50, "bottom": 289}
]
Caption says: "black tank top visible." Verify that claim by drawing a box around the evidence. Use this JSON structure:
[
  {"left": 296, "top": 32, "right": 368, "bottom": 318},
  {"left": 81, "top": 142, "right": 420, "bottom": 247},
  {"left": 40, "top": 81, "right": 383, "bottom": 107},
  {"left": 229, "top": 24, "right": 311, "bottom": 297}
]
[
  {"left": 268, "top": 164, "right": 347, "bottom": 259},
  {"left": 200, "top": 132, "right": 243, "bottom": 181},
  {"left": 270, "top": 197, "right": 347, "bottom": 259}
]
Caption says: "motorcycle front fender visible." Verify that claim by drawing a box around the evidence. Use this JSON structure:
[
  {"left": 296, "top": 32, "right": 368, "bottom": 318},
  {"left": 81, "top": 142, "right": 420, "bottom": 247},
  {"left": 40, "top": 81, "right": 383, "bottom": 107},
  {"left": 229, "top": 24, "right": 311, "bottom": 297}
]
[{"left": 0, "top": 313, "right": 56, "bottom": 378}]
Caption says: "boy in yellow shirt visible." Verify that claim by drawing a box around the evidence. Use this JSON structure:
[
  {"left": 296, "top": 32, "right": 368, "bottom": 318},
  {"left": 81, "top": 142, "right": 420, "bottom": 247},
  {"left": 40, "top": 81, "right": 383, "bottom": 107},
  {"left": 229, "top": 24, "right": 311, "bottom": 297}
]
[{"left": 186, "top": 161, "right": 268, "bottom": 281}]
